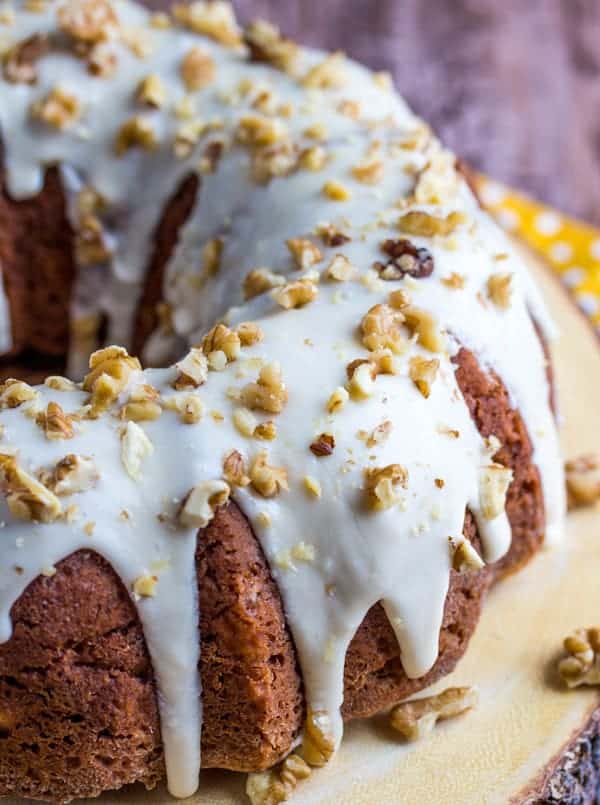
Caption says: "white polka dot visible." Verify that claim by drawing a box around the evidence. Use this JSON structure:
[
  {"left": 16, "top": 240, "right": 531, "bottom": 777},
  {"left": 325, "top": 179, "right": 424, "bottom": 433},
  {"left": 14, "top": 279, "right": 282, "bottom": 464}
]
[
  {"left": 478, "top": 181, "right": 507, "bottom": 207},
  {"left": 590, "top": 239, "right": 600, "bottom": 260},
  {"left": 561, "top": 267, "right": 585, "bottom": 288},
  {"left": 534, "top": 211, "right": 562, "bottom": 237},
  {"left": 496, "top": 209, "right": 519, "bottom": 232},
  {"left": 577, "top": 293, "right": 598, "bottom": 317},
  {"left": 549, "top": 241, "right": 573, "bottom": 263}
]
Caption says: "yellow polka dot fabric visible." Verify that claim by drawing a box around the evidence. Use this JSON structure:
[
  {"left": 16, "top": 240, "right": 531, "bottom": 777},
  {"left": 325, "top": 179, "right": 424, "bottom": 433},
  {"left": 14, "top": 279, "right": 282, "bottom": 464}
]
[{"left": 474, "top": 174, "right": 600, "bottom": 336}]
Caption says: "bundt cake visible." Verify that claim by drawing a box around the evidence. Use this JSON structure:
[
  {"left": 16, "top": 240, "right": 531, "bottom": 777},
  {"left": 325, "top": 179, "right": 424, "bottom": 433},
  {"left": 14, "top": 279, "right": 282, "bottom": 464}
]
[{"left": 0, "top": 1, "right": 566, "bottom": 802}]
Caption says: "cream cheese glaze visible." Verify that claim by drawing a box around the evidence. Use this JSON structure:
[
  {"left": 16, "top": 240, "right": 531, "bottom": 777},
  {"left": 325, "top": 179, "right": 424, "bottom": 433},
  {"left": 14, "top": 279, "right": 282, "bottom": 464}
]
[{"left": 0, "top": 0, "right": 565, "bottom": 800}]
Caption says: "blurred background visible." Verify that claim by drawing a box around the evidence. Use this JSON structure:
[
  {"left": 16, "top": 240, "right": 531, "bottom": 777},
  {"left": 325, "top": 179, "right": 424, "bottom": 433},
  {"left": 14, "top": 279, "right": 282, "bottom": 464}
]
[{"left": 144, "top": 0, "right": 600, "bottom": 225}]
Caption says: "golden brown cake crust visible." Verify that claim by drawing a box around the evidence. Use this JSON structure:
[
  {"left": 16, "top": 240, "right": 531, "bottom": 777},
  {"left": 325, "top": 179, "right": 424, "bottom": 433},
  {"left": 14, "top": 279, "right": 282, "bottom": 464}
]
[{"left": 0, "top": 346, "right": 545, "bottom": 802}]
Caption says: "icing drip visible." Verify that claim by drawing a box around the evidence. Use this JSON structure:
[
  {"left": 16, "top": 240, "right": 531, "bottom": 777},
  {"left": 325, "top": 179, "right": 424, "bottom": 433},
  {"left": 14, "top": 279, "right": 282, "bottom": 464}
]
[{"left": 0, "top": 0, "right": 566, "bottom": 799}]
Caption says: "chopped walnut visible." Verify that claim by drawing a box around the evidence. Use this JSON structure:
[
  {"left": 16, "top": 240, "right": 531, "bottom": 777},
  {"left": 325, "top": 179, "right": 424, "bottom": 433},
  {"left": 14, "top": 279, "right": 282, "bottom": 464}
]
[
  {"left": 272, "top": 280, "right": 318, "bottom": 310},
  {"left": 58, "top": 0, "right": 118, "bottom": 44},
  {"left": 565, "top": 454, "right": 600, "bottom": 510},
  {"left": 450, "top": 538, "right": 485, "bottom": 572},
  {"left": 83, "top": 346, "right": 141, "bottom": 412},
  {"left": 133, "top": 574, "right": 158, "bottom": 598},
  {"left": 45, "top": 376, "right": 78, "bottom": 392},
  {"left": 198, "top": 139, "right": 225, "bottom": 174},
  {"left": 557, "top": 628, "right": 600, "bottom": 688},
  {"left": 75, "top": 214, "right": 112, "bottom": 266},
  {"left": 163, "top": 394, "right": 204, "bottom": 425},
  {"left": 0, "top": 379, "right": 37, "bottom": 409},
  {"left": 174, "top": 348, "right": 208, "bottom": 390},
  {"left": 172, "top": 1, "right": 241, "bottom": 46},
  {"left": 244, "top": 19, "right": 298, "bottom": 73},
  {"left": 298, "top": 145, "right": 327, "bottom": 172},
  {"left": 2, "top": 33, "right": 48, "bottom": 85},
  {"left": 300, "top": 709, "right": 335, "bottom": 767},
  {"left": 403, "top": 306, "right": 445, "bottom": 353},
  {"left": 310, "top": 433, "right": 335, "bottom": 457},
  {"left": 246, "top": 753, "right": 311, "bottom": 805},
  {"left": 398, "top": 210, "right": 466, "bottom": 238},
  {"left": 361, "top": 303, "right": 406, "bottom": 354},
  {"left": 114, "top": 116, "right": 157, "bottom": 155},
  {"left": 181, "top": 46, "right": 215, "bottom": 91},
  {"left": 441, "top": 272, "right": 466, "bottom": 290},
  {"left": 237, "top": 322, "right": 264, "bottom": 347},
  {"left": 31, "top": 87, "right": 81, "bottom": 129},
  {"left": 303, "top": 476, "right": 322, "bottom": 498},
  {"left": 233, "top": 407, "right": 258, "bottom": 437},
  {"left": 249, "top": 450, "right": 288, "bottom": 497},
  {"left": 338, "top": 99, "right": 361, "bottom": 119},
  {"left": 303, "top": 51, "right": 347, "bottom": 89},
  {"left": 254, "top": 421, "right": 277, "bottom": 441},
  {"left": 351, "top": 156, "right": 384, "bottom": 185},
  {"left": 374, "top": 239, "right": 434, "bottom": 281},
  {"left": 223, "top": 449, "right": 250, "bottom": 487},
  {"left": 366, "top": 420, "right": 392, "bottom": 448},
  {"left": 201, "top": 237, "right": 223, "bottom": 278},
  {"left": 487, "top": 273, "right": 513, "bottom": 309},
  {"left": 390, "top": 687, "right": 478, "bottom": 741},
  {"left": 479, "top": 464, "right": 513, "bottom": 520},
  {"left": 286, "top": 238, "right": 323, "bottom": 270},
  {"left": 409, "top": 356, "right": 440, "bottom": 399},
  {"left": 137, "top": 74, "right": 166, "bottom": 108},
  {"left": 37, "top": 401, "right": 75, "bottom": 440},
  {"left": 315, "top": 223, "right": 351, "bottom": 248},
  {"left": 120, "top": 421, "right": 154, "bottom": 481},
  {"left": 201, "top": 323, "right": 241, "bottom": 363},
  {"left": 0, "top": 454, "right": 62, "bottom": 523},
  {"left": 322, "top": 179, "right": 352, "bottom": 202},
  {"left": 243, "top": 267, "right": 285, "bottom": 300},
  {"left": 120, "top": 397, "right": 162, "bottom": 422},
  {"left": 87, "top": 42, "right": 117, "bottom": 77},
  {"left": 251, "top": 141, "right": 298, "bottom": 184},
  {"left": 180, "top": 479, "right": 230, "bottom": 528},
  {"left": 240, "top": 362, "right": 288, "bottom": 414},
  {"left": 237, "top": 114, "right": 288, "bottom": 148},
  {"left": 327, "top": 386, "right": 349, "bottom": 414},
  {"left": 325, "top": 254, "right": 356, "bottom": 282},
  {"left": 46, "top": 454, "right": 99, "bottom": 496},
  {"left": 364, "top": 463, "right": 408, "bottom": 511},
  {"left": 347, "top": 360, "right": 376, "bottom": 400}
]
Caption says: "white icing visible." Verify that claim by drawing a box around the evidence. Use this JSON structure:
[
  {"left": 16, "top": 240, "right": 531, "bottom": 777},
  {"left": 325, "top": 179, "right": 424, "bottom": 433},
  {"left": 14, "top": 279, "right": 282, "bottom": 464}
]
[{"left": 0, "top": 0, "right": 565, "bottom": 800}]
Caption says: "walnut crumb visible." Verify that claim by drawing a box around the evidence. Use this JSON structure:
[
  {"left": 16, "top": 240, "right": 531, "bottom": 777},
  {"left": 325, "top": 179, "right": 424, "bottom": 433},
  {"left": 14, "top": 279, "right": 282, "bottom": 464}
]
[
  {"left": 441, "top": 272, "right": 465, "bottom": 290},
  {"left": 115, "top": 116, "right": 157, "bottom": 155},
  {"left": 322, "top": 179, "right": 352, "bottom": 202},
  {"left": 243, "top": 267, "right": 285, "bottom": 300},
  {"left": 364, "top": 464, "right": 408, "bottom": 511},
  {"left": 3, "top": 33, "right": 49, "bottom": 84},
  {"left": 479, "top": 464, "right": 513, "bottom": 520},
  {"left": 310, "top": 433, "right": 335, "bottom": 457},
  {"left": 450, "top": 538, "right": 485, "bottom": 572},
  {"left": 179, "top": 480, "right": 230, "bottom": 527},
  {"left": 361, "top": 303, "right": 406, "bottom": 354},
  {"left": 181, "top": 46, "right": 215, "bottom": 91},
  {"left": 558, "top": 628, "right": 600, "bottom": 688},
  {"left": 137, "top": 74, "right": 166, "bottom": 108},
  {"left": 133, "top": 574, "right": 158, "bottom": 599},
  {"left": 201, "top": 323, "right": 241, "bottom": 363},
  {"left": 31, "top": 86, "right": 81, "bottom": 129},
  {"left": 46, "top": 454, "right": 99, "bottom": 496},
  {"left": 327, "top": 386, "right": 349, "bottom": 414},
  {"left": 303, "top": 475, "right": 322, "bottom": 498},
  {"left": 272, "top": 280, "right": 319, "bottom": 310},
  {"left": 240, "top": 362, "right": 288, "bottom": 414},
  {"left": 565, "top": 454, "right": 600, "bottom": 510},
  {"left": 58, "top": 0, "right": 118, "bottom": 44},
  {"left": 223, "top": 450, "right": 250, "bottom": 487},
  {"left": 246, "top": 753, "right": 311, "bottom": 805},
  {"left": 174, "top": 348, "right": 208, "bottom": 389},
  {"left": 37, "top": 401, "right": 75, "bottom": 440},
  {"left": 120, "top": 421, "right": 154, "bottom": 481},
  {"left": 0, "top": 454, "right": 62, "bottom": 523},
  {"left": 325, "top": 254, "right": 356, "bottom": 282},
  {"left": 249, "top": 450, "right": 288, "bottom": 497},
  {"left": 286, "top": 238, "right": 323, "bottom": 270},
  {"left": 172, "top": 1, "right": 241, "bottom": 46},
  {"left": 409, "top": 356, "right": 440, "bottom": 398},
  {"left": 390, "top": 687, "right": 478, "bottom": 741},
  {"left": 398, "top": 210, "right": 466, "bottom": 238},
  {"left": 487, "top": 273, "right": 513, "bottom": 309}
]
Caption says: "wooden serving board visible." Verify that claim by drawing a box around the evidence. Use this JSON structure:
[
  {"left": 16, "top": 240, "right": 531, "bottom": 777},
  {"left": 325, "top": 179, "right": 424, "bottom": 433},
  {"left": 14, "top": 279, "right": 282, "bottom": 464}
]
[{"left": 12, "top": 251, "right": 600, "bottom": 804}]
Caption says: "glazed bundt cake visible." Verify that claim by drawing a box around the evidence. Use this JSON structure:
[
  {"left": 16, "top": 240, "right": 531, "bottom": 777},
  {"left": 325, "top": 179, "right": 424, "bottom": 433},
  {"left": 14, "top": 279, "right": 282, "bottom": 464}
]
[{"left": 0, "top": 1, "right": 566, "bottom": 802}]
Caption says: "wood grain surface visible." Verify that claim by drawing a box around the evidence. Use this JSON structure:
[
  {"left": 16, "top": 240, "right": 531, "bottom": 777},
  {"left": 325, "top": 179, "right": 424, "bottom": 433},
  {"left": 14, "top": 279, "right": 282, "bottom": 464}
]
[{"left": 144, "top": 0, "right": 600, "bottom": 226}]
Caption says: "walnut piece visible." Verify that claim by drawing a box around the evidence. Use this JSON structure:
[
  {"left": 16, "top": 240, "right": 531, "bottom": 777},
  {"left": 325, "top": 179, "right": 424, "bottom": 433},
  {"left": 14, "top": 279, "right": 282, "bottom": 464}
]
[
  {"left": 246, "top": 753, "right": 311, "bottom": 805},
  {"left": 223, "top": 450, "right": 250, "bottom": 487},
  {"left": 374, "top": 239, "right": 434, "bottom": 281},
  {"left": 398, "top": 210, "right": 466, "bottom": 238},
  {"left": 181, "top": 46, "right": 215, "bottom": 91},
  {"left": 137, "top": 74, "right": 166, "bottom": 108},
  {"left": 361, "top": 303, "right": 406, "bottom": 354},
  {"left": 364, "top": 464, "right": 408, "bottom": 511},
  {"left": 409, "top": 356, "right": 440, "bottom": 399},
  {"left": 31, "top": 87, "right": 81, "bottom": 129},
  {"left": 487, "top": 273, "right": 513, "bottom": 309},
  {"left": 347, "top": 360, "right": 376, "bottom": 400},
  {"left": 0, "top": 379, "right": 37, "bottom": 409},
  {"left": 325, "top": 254, "right": 356, "bottom": 282},
  {"left": 37, "top": 401, "right": 75, "bottom": 440},
  {"left": 450, "top": 538, "right": 485, "bottom": 572},
  {"left": 174, "top": 348, "right": 208, "bottom": 390},
  {"left": 180, "top": 480, "right": 231, "bottom": 528},
  {"left": 249, "top": 450, "right": 288, "bottom": 497},
  {"left": 272, "top": 280, "right": 318, "bottom": 310},
  {"left": 240, "top": 362, "right": 288, "bottom": 414},
  {"left": 120, "top": 421, "right": 154, "bottom": 481},
  {"left": 83, "top": 346, "right": 141, "bottom": 417},
  {"left": 172, "top": 1, "right": 241, "bottom": 46},
  {"left": 244, "top": 19, "right": 299, "bottom": 73},
  {"left": 479, "top": 463, "right": 513, "bottom": 520},
  {"left": 390, "top": 687, "right": 478, "bottom": 741},
  {"left": 243, "top": 268, "right": 285, "bottom": 300},
  {"left": 403, "top": 306, "right": 445, "bottom": 353},
  {"left": 2, "top": 33, "right": 49, "bottom": 85},
  {"left": 310, "top": 433, "right": 335, "bottom": 457},
  {"left": 302, "top": 52, "right": 347, "bottom": 89},
  {"left": 0, "top": 454, "right": 62, "bottom": 523},
  {"left": 322, "top": 179, "right": 352, "bottom": 202},
  {"left": 201, "top": 323, "right": 241, "bottom": 363},
  {"left": 565, "top": 455, "right": 600, "bottom": 510},
  {"left": 557, "top": 628, "right": 600, "bottom": 688},
  {"left": 299, "top": 709, "right": 335, "bottom": 767},
  {"left": 115, "top": 116, "right": 157, "bottom": 155},
  {"left": 58, "top": 0, "right": 118, "bottom": 44},
  {"left": 327, "top": 386, "right": 349, "bottom": 414},
  {"left": 286, "top": 238, "right": 323, "bottom": 270},
  {"left": 46, "top": 454, "right": 100, "bottom": 496}
]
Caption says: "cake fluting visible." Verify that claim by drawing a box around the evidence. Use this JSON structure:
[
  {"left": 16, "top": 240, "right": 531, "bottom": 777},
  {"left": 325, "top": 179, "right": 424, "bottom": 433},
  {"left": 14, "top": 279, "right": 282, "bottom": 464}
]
[{"left": 0, "top": 1, "right": 565, "bottom": 801}]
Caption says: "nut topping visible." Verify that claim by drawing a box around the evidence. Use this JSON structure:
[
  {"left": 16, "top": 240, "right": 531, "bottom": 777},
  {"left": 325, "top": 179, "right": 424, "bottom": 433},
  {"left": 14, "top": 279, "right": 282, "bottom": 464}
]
[
  {"left": 243, "top": 268, "right": 285, "bottom": 300},
  {"left": 37, "top": 402, "right": 75, "bottom": 440},
  {"left": 327, "top": 386, "right": 349, "bottom": 414},
  {"left": 450, "top": 538, "right": 485, "bottom": 572},
  {"left": 398, "top": 210, "right": 466, "bottom": 238},
  {"left": 479, "top": 464, "right": 513, "bottom": 520},
  {"left": 240, "top": 362, "right": 288, "bottom": 414},
  {"left": 173, "top": 1, "right": 241, "bottom": 46},
  {"left": 325, "top": 254, "right": 356, "bottom": 282},
  {"left": 137, "top": 74, "right": 166, "bottom": 108},
  {"left": 201, "top": 323, "right": 241, "bottom": 363},
  {"left": 0, "top": 379, "right": 37, "bottom": 409},
  {"left": 310, "top": 433, "right": 335, "bottom": 457},
  {"left": 361, "top": 303, "right": 406, "bottom": 354},
  {"left": 179, "top": 480, "right": 231, "bottom": 528},
  {"left": 46, "top": 454, "right": 99, "bottom": 496},
  {"left": 2, "top": 33, "right": 48, "bottom": 84},
  {"left": 174, "top": 348, "right": 208, "bottom": 390},
  {"left": 565, "top": 454, "right": 600, "bottom": 510},
  {"left": 409, "top": 356, "right": 440, "bottom": 399},
  {"left": 487, "top": 273, "right": 513, "bottom": 309},
  {"left": 364, "top": 464, "right": 408, "bottom": 511},
  {"left": 31, "top": 87, "right": 81, "bottom": 129},
  {"left": 115, "top": 116, "right": 157, "bottom": 155},
  {"left": 244, "top": 19, "right": 298, "bottom": 73},
  {"left": 300, "top": 709, "right": 335, "bottom": 767},
  {"left": 390, "top": 687, "right": 478, "bottom": 741},
  {"left": 181, "top": 47, "right": 215, "bottom": 91},
  {"left": 403, "top": 306, "right": 445, "bottom": 353},
  {"left": 272, "top": 280, "right": 318, "bottom": 309},
  {"left": 246, "top": 753, "right": 311, "bottom": 805},
  {"left": 249, "top": 450, "right": 288, "bottom": 497},
  {"left": 557, "top": 628, "right": 600, "bottom": 688},
  {"left": 120, "top": 421, "right": 154, "bottom": 481},
  {"left": 286, "top": 238, "right": 323, "bottom": 270},
  {"left": 0, "top": 454, "right": 62, "bottom": 523},
  {"left": 374, "top": 239, "right": 434, "bottom": 281},
  {"left": 223, "top": 450, "right": 250, "bottom": 487},
  {"left": 58, "top": 0, "right": 118, "bottom": 44}
]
